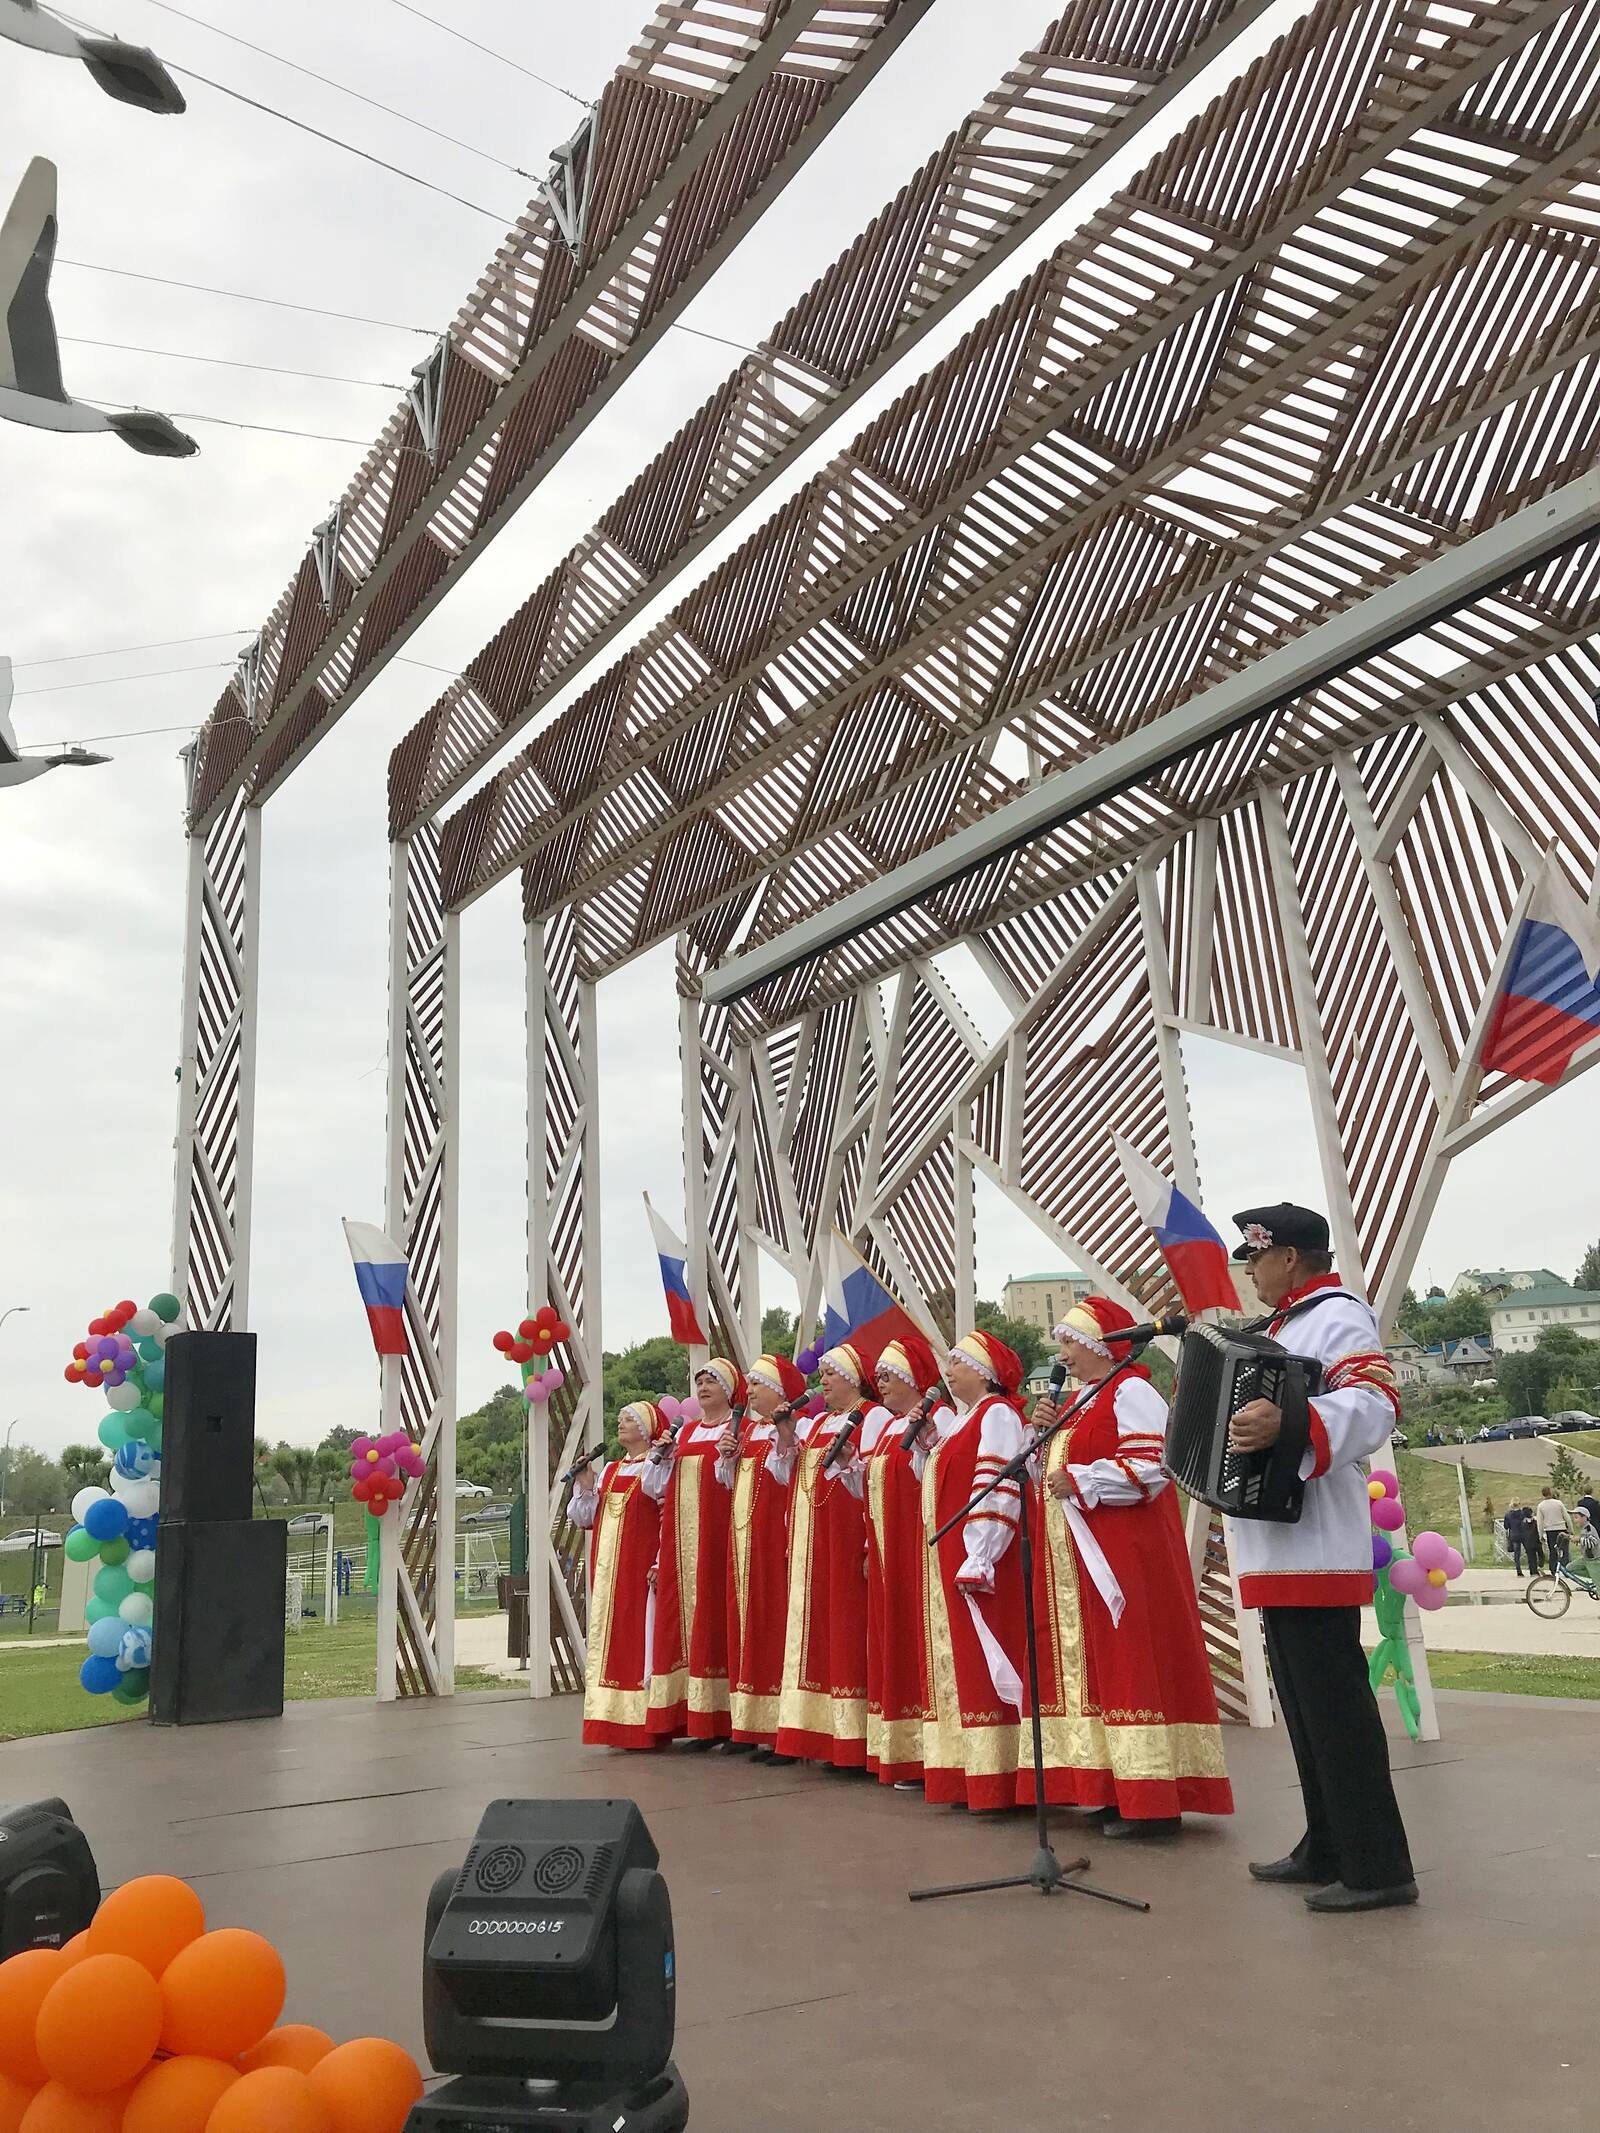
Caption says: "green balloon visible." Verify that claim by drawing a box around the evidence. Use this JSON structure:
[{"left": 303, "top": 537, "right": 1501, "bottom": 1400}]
[
  {"left": 112, "top": 1673, "right": 149, "bottom": 1706},
  {"left": 136, "top": 1338, "right": 162, "bottom": 1364},
  {"left": 99, "top": 1537, "right": 130, "bottom": 1566},
  {"left": 98, "top": 1415, "right": 130, "bottom": 1451},
  {"left": 147, "top": 1393, "right": 163, "bottom": 1420},
  {"left": 124, "top": 1408, "right": 159, "bottom": 1440},
  {"left": 93, "top": 1564, "right": 134, "bottom": 1607},
  {"left": 85, "top": 1596, "right": 118, "bottom": 1623},
  {"left": 65, "top": 1526, "right": 101, "bottom": 1563},
  {"left": 143, "top": 1420, "right": 163, "bottom": 1451},
  {"left": 149, "top": 1292, "right": 181, "bottom": 1324}
]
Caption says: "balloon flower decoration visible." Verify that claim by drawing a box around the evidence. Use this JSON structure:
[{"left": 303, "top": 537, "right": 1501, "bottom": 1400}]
[
  {"left": 655, "top": 1395, "right": 701, "bottom": 1434},
  {"left": 1366, "top": 1467, "right": 1464, "bottom": 1739},
  {"left": 345, "top": 1432, "right": 426, "bottom": 1517},
  {"left": 794, "top": 1342, "right": 822, "bottom": 1375},
  {"left": 491, "top": 1304, "right": 571, "bottom": 1411},
  {"left": 59, "top": 1292, "right": 182, "bottom": 1710},
  {"left": 0, "top": 1872, "right": 423, "bottom": 2131}
]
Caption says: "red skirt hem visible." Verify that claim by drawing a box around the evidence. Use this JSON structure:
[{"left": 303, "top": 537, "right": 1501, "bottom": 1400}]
[
  {"left": 684, "top": 1707, "right": 732, "bottom": 1740},
  {"left": 1017, "top": 1770, "right": 1234, "bottom": 1817},
  {"left": 775, "top": 1726, "right": 867, "bottom": 1767},
  {"left": 923, "top": 1764, "right": 1016, "bottom": 1812},
  {"left": 870, "top": 1758, "right": 924, "bottom": 1786},
  {"left": 581, "top": 1720, "right": 669, "bottom": 1751}
]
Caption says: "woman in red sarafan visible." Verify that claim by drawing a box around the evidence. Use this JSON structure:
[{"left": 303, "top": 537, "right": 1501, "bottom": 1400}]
[
  {"left": 569, "top": 1400, "right": 670, "bottom": 1751},
  {"left": 721, "top": 1351, "right": 806, "bottom": 1758},
  {"left": 776, "top": 1341, "right": 874, "bottom": 1769},
  {"left": 1020, "top": 1295, "right": 1233, "bottom": 1832},
  {"left": 915, "top": 1329, "right": 1029, "bottom": 1811},
  {"left": 644, "top": 1357, "right": 745, "bottom": 1744}
]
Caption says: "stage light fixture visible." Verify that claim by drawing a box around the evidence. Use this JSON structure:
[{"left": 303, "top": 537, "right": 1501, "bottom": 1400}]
[
  {"left": 0, "top": 1797, "right": 99, "bottom": 1958},
  {"left": 405, "top": 1797, "right": 688, "bottom": 2133}
]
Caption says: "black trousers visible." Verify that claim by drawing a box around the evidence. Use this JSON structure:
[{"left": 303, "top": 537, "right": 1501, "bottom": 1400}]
[
  {"left": 1262, "top": 1605, "right": 1414, "bottom": 1892},
  {"left": 1544, "top": 1530, "right": 1569, "bottom": 1570}
]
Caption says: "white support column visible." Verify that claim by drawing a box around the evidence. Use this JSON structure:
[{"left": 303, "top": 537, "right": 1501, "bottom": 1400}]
[
  {"left": 952, "top": 1112, "right": 975, "bottom": 1334},
  {"left": 732, "top": 1041, "right": 762, "bottom": 1360},
  {"left": 525, "top": 921, "right": 552, "bottom": 1699},
  {"left": 170, "top": 796, "right": 260, "bottom": 1330},
  {"left": 435, "top": 908, "right": 462, "bottom": 1695},
  {"left": 680, "top": 991, "right": 711, "bottom": 1377},
  {"left": 1137, "top": 864, "right": 1201, "bottom": 1203}
]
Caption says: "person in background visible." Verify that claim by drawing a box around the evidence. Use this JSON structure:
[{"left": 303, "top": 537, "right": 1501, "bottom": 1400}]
[
  {"left": 1576, "top": 1490, "right": 1600, "bottom": 1543},
  {"left": 1535, "top": 1485, "right": 1572, "bottom": 1572},
  {"left": 568, "top": 1401, "right": 669, "bottom": 1751},
  {"left": 1506, "top": 1503, "right": 1536, "bottom": 1578}
]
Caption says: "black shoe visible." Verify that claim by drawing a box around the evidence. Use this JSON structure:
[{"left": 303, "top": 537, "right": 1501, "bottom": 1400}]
[
  {"left": 679, "top": 1737, "right": 716, "bottom": 1753},
  {"left": 719, "top": 1739, "right": 756, "bottom": 1754},
  {"left": 767, "top": 1752, "right": 796, "bottom": 1767},
  {"left": 1304, "top": 1880, "right": 1418, "bottom": 1914},
  {"left": 1100, "top": 1815, "right": 1181, "bottom": 1839},
  {"left": 749, "top": 1745, "right": 774, "bottom": 1763},
  {"left": 1249, "top": 1854, "right": 1335, "bottom": 1886}
]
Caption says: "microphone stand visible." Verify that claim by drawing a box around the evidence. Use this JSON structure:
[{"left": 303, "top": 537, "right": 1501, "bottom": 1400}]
[{"left": 909, "top": 1341, "right": 1156, "bottom": 1914}]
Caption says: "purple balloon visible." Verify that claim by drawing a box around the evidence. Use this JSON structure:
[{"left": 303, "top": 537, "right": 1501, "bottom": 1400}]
[{"left": 1372, "top": 1533, "right": 1393, "bottom": 1571}]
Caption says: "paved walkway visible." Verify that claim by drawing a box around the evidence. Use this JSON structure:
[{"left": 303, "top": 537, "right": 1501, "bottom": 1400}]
[{"left": 1415, "top": 1438, "right": 1600, "bottom": 1480}]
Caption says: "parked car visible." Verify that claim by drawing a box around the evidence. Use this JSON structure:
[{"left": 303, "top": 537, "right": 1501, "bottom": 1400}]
[
  {"left": 286, "top": 1511, "right": 327, "bottom": 1533},
  {"left": 1482, "top": 1425, "right": 1512, "bottom": 1441},
  {"left": 0, "top": 1527, "right": 62, "bottom": 1552},
  {"left": 1551, "top": 1411, "right": 1597, "bottom": 1430},
  {"left": 461, "top": 1504, "right": 509, "bottom": 1527},
  {"left": 455, "top": 1482, "right": 492, "bottom": 1500},
  {"left": 1508, "top": 1419, "right": 1540, "bottom": 1439}
]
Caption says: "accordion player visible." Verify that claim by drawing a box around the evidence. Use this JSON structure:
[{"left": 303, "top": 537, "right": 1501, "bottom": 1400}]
[{"left": 1163, "top": 1322, "right": 1323, "bottom": 1523}]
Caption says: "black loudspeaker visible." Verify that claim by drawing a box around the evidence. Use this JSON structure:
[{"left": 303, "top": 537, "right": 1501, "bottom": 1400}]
[
  {"left": 150, "top": 1517, "right": 286, "bottom": 1725},
  {"left": 0, "top": 1800, "right": 99, "bottom": 1958},
  {"left": 160, "top": 1331, "right": 258, "bottom": 1523}
]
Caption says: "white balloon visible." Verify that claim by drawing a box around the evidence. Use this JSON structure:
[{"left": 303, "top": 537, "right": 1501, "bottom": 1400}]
[
  {"left": 113, "top": 1478, "right": 160, "bottom": 1519},
  {"left": 149, "top": 1320, "right": 171, "bottom": 1348},
  {"left": 126, "top": 1549, "right": 156, "bottom": 1585},
  {"left": 127, "top": 1307, "right": 159, "bottom": 1337},
  {"left": 104, "top": 1382, "right": 141, "bottom": 1412},
  {"left": 118, "top": 1592, "right": 154, "bottom": 1626},
  {"left": 70, "top": 1485, "right": 110, "bottom": 1522}
]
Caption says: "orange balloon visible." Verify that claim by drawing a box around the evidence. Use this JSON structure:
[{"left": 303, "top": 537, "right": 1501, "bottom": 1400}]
[
  {"left": 122, "top": 2055, "right": 238, "bottom": 2133},
  {"left": 86, "top": 1876, "right": 205, "bottom": 1978},
  {"left": 236, "top": 2026, "right": 333, "bottom": 2075},
  {"left": 54, "top": 1939, "right": 89, "bottom": 1973},
  {"left": 35, "top": 1955, "right": 161, "bottom": 2094},
  {"left": 0, "top": 1949, "right": 64, "bottom": 2086},
  {"left": 205, "top": 2067, "right": 331, "bottom": 2133},
  {"left": 0, "top": 2072, "right": 34, "bottom": 2133},
  {"left": 306, "top": 2039, "right": 424, "bottom": 2133},
  {"left": 17, "top": 2083, "right": 133, "bottom": 2133},
  {"left": 159, "top": 1931, "right": 285, "bottom": 2061}
]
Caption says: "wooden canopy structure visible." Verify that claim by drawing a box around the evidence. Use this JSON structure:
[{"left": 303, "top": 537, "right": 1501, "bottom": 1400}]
[{"left": 170, "top": 0, "right": 1600, "bottom": 1714}]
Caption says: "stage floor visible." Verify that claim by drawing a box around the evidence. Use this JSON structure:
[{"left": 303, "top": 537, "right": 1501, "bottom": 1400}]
[{"left": 3, "top": 1690, "right": 1595, "bottom": 2131}]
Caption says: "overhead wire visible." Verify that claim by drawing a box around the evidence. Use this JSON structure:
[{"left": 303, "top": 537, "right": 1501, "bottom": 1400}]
[
  {"left": 84, "top": 399, "right": 381, "bottom": 444},
  {"left": 137, "top": 0, "right": 538, "bottom": 179},
  {"left": 63, "top": 334, "right": 404, "bottom": 389},
  {"left": 56, "top": 259, "right": 435, "bottom": 336},
  {"left": 382, "top": 0, "right": 589, "bottom": 107},
  {"left": 10, "top": 631, "right": 250, "bottom": 668},
  {"left": 12, "top": 660, "right": 238, "bottom": 698}
]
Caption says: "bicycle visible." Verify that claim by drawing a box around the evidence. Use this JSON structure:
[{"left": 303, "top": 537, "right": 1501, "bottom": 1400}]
[{"left": 1524, "top": 1556, "right": 1600, "bottom": 1618}]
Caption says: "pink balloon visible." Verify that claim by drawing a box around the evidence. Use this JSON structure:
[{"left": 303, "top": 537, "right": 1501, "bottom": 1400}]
[
  {"left": 1414, "top": 1583, "right": 1447, "bottom": 1611},
  {"left": 527, "top": 1377, "right": 551, "bottom": 1405},
  {"left": 680, "top": 1398, "right": 702, "bottom": 1424},
  {"left": 1368, "top": 1468, "right": 1399, "bottom": 1497},
  {"left": 1371, "top": 1498, "right": 1406, "bottom": 1532},
  {"left": 544, "top": 1366, "right": 566, "bottom": 1392},
  {"left": 1388, "top": 1556, "right": 1425, "bottom": 1597},
  {"left": 1410, "top": 1529, "right": 1449, "bottom": 1571},
  {"left": 1442, "top": 1546, "right": 1464, "bottom": 1579},
  {"left": 658, "top": 1396, "right": 682, "bottom": 1423}
]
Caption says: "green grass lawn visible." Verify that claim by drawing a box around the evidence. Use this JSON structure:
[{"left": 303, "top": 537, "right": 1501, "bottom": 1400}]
[
  {"left": 1423, "top": 1651, "right": 1600, "bottom": 1699},
  {"left": 0, "top": 1615, "right": 508, "bottom": 1742}
]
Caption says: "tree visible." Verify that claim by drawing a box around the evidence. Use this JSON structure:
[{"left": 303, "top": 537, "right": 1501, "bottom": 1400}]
[
  {"left": 1498, "top": 1350, "right": 1558, "bottom": 1419},
  {"left": 1428, "top": 1290, "right": 1492, "bottom": 1345},
  {"left": 760, "top": 1306, "right": 796, "bottom": 1357},
  {"left": 268, "top": 1444, "right": 316, "bottom": 1504},
  {"left": 1395, "top": 1286, "right": 1429, "bottom": 1342},
  {"left": 318, "top": 1425, "right": 363, "bottom": 1455},
  {"left": 60, "top": 1444, "right": 110, "bottom": 1494},
  {"left": 1, "top": 1447, "right": 67, "bottom": 1519},
  {"left": 458, "top": 1383, "right": 529, "bottom": 1497},
  {"left": 1576, "top": 1240, "right": 1600, "bottom": 1293},
  {"left": 313, "top": 1447, "right": 348, "bottom": 1502},
  {"left": 1548, "top": 1445, "right": 1587, "bottom": 1502},
  {"left": 602, "top": 1337, "right": 689, "bottom": 1418}
]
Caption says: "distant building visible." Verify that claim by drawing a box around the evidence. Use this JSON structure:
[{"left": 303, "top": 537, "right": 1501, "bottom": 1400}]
[
  {"left": 1449, "top": 1267, "right": 1564, "bottom": 1302},
  {"left": 1003, "top": 1270, "right": 1095, "bottom": 1335},
  {"left": 1489, "top": 1284, "right": 1600, "bottom": 1354},
  {"left": 1385, "top": 1335, "right": 1429, "bottom": 1385},
  {"left": 1438, "top": 1334, "right": 1495, "bottom": 1381}
]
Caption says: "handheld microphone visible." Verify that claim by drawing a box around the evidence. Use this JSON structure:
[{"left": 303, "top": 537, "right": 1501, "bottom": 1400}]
[
  {"left": 821, "top": 1404, "right": 868, "bottom": 1474},
  {"left": 1107, "top": 1311, "right": 1188, "bottom": 1344},
  {"left": 898, "top": 1390, "right": 939, "bottom": 1455},
  {"left": 1046, "top": 1359, "right": 1068, "bottom": 1403},
  {"left": 559, "top": 1445, "right": 604, "bottom": 1486}
]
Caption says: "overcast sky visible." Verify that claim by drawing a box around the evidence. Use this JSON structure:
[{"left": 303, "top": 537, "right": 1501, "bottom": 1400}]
[{"left": 3, "top": 0, "right": 1594, "bottom": 1459}]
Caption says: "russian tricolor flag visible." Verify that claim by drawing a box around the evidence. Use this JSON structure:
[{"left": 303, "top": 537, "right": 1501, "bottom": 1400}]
[
  {"left": 342, "top": 1219, "right": 410, "bottom": 1358},
  {"left": 819, "top": 1232, "right": 922, "bottom": 1365},
  {"left": 1112, "top": 1138, "right": 1241, "bottom": 1317},
  {"left": 1480, "top": 858, "right": 1600, "bottom": 1087},
  {"left": 644, "top": 1195, "right": 708, "bottom": 1347}
]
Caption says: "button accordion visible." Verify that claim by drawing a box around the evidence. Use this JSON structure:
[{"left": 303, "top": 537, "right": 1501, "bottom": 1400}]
[{"left": 1163, "top": 1323, "right": 1323, "bottom": 1523}]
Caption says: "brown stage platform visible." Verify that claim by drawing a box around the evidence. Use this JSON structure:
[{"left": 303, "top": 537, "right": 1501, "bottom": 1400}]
[{"left": 3, "top": 1691, "right": 1595, "bottom": 2130}]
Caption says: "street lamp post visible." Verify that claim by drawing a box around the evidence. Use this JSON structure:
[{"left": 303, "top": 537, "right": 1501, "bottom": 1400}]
[{"left": 0, "top": 1417, "right": 18, "bottom": 1519}]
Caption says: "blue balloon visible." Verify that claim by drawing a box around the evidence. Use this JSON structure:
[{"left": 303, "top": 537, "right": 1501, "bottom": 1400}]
[
  {"left": 115, "top": 1439, "right": 160, "bottom": 1481},
  {"left": 116, "top": 1625, "right": 153, "bottom": 1673},
  {"left": 86, "top": 1616, "right": 124, "bottom": 1659},
  {"left": 125, "top": 1516, "right": 158, "bottom": 1550},
  {"left": 136, "top": 1337, "right": 162, "bottom": 1363},
  {"left": 83, "top": 1496, "right": 130, "bottom": 1543},
  {"left": 140, "top": 1358, "right": 165, "bottom": 1393},
  {"left": 79, "top": 1655, "right": 121, "bottom": 1696}
]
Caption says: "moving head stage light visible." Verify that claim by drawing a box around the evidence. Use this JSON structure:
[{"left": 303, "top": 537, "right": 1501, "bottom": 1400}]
[
  {"left": 0, "top": 1798, "right": 99, "bottom": 1958},
  {"left": 407, "top": 1798, "right": 688, "bottom": 2133}
]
